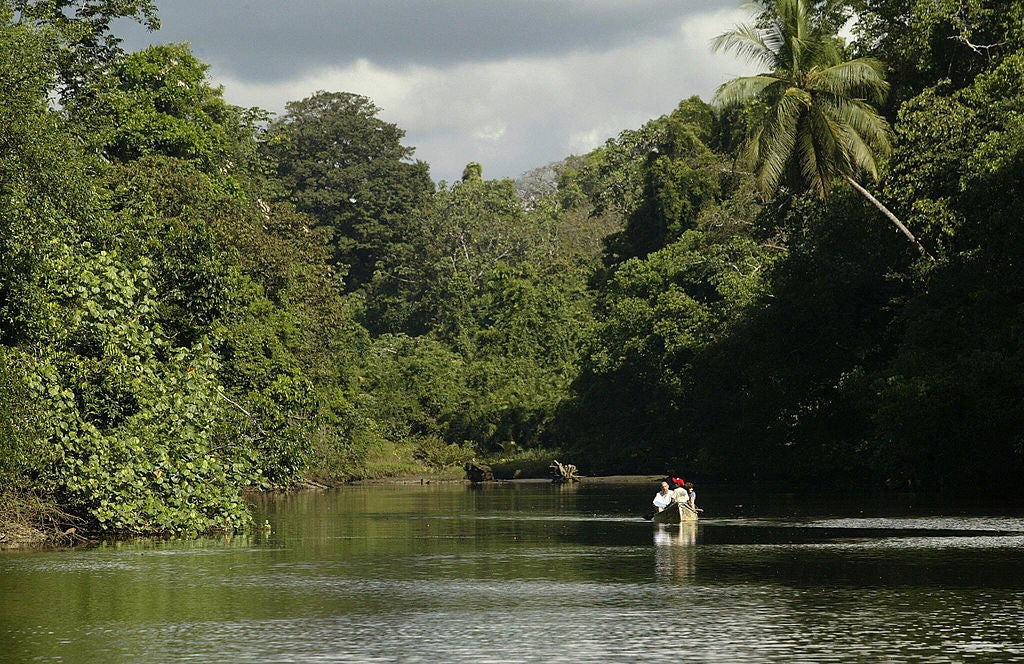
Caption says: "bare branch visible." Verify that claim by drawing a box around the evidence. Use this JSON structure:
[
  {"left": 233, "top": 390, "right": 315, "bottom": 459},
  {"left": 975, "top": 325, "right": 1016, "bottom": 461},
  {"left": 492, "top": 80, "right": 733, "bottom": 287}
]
[{"left": 951, "top": 34, "right": 1006, "bottom": 56}]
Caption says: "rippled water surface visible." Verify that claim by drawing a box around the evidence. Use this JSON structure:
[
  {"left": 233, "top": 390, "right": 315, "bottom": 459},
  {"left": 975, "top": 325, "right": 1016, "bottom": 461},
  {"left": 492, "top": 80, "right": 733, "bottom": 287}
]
[{"left": 3, "top": 482, "right": 1024, "bottom": 663}]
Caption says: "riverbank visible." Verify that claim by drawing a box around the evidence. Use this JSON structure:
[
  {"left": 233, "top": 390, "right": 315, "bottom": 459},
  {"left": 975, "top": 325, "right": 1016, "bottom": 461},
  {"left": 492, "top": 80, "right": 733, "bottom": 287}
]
[
  {"left": 0, "top": 493, "right": 86, "bottom": 549},
  {"left": 0, "top": 520, "right": 47, "bottom": 547},
  {"left": 346, "top": 473, "right": 665, "bottom": 485},
  {"left": 0, "top": 470, "right": 667, "bottom": 549}
]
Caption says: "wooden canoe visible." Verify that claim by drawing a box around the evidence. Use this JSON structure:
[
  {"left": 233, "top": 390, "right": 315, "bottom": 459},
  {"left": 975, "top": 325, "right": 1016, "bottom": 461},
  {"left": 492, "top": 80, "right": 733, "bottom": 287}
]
[{"left": 651, "top": 501, "right": 698, "bottom": 524}]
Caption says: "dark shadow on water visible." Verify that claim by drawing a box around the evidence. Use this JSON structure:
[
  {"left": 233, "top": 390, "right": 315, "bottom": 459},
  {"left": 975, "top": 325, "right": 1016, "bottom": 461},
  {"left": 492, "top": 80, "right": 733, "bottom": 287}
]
[{"left": 696, "top": 523, "right": 1021, "bottom": 545}]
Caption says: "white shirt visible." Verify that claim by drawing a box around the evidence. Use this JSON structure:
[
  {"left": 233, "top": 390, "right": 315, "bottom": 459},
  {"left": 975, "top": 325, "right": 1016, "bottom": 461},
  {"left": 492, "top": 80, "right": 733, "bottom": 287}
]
[{"left": 653, "top": 490, "right": 673, "bottom": 508}]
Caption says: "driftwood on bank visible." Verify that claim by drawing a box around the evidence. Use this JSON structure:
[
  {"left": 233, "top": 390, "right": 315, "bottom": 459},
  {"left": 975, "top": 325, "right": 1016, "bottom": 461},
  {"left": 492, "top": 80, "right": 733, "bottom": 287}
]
[
  {"left": 550, "top": 460, "right": 581, "bottom": 483},
  {"left": 0, "top": 493, "right": 87, "bottom": 547}
]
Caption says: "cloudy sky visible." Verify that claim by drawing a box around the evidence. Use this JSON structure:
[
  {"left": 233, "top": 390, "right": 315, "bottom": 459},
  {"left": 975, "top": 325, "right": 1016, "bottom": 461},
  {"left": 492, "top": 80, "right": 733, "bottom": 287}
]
[{"left": 116, "top": 1, "right": 759, "bottom": 183}]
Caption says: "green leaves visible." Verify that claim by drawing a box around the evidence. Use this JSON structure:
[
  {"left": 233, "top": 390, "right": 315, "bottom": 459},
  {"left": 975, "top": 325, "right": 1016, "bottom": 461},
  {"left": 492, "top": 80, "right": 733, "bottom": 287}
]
[
  {"left": 261, "top": 91, "right": 433, "bottom": 288},
  {"left": 4, "top": 0, "right": 1022, "bottom": 525},
  {"left": 9, "top": 241, "right": 255, "bottom": 534},
  {"left": 0, "top": 18, "right": 334, "bottom": 535},
  {"left": 9, "top": 0, "right": 159, "bottom": 101},
  {"left": 713, "top": 0, "right": 894, "bottom": 197},
  {"left": 565, "top": 220, "right": 778, "bottom": 473},
  {"left": 71, "top": 44, "right": 242, "bottom": 177}
]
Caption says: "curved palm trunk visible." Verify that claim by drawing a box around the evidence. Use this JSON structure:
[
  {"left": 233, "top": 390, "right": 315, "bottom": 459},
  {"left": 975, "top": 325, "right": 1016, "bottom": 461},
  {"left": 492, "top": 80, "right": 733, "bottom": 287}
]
[{"left": 843, "top": 175, "right": 935, "bottom": 262}]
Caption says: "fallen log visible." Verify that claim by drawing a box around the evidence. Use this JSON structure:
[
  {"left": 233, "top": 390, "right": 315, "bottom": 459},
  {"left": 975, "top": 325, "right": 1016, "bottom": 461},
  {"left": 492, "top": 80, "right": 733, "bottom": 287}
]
[{"left": 550, "top": 460, "right": 581, "bottom": 483}]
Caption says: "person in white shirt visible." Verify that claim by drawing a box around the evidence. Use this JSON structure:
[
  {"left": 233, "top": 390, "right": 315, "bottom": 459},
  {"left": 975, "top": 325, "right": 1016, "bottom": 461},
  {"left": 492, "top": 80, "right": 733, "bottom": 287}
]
[{"left": 652, "top": 481, "right": 674, "bottom": 511}]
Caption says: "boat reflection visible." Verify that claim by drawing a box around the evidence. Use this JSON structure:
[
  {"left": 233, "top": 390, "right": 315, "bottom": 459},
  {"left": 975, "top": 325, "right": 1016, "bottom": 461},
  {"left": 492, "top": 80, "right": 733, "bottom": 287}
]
[{"left": 653, "top": 522, "right": 697, "bottom": 582}]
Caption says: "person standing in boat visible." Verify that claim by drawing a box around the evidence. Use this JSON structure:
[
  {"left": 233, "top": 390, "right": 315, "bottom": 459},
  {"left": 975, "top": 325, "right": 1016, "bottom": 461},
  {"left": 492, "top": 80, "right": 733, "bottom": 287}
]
[{"left": 653, "top": 481, "right": 674, "bottom": 512}]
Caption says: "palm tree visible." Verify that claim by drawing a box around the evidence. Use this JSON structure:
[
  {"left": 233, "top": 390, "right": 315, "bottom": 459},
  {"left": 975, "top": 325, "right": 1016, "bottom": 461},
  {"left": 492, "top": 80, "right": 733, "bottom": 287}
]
[{"left": 712, "top": 0, "right": 933, "bottom": 260}]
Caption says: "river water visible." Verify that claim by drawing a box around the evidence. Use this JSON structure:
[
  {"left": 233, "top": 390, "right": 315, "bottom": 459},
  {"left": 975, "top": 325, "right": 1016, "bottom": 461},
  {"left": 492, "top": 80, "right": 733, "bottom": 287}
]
[{"left": 3, "top": 481, "right": 1024, "bottom": 663}]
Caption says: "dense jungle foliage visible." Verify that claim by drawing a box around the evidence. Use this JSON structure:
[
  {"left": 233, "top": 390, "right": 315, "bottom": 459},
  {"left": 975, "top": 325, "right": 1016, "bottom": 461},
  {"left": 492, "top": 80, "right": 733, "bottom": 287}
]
[{"left": 2, "top": 0, "right": 1023, "bottom": 536}]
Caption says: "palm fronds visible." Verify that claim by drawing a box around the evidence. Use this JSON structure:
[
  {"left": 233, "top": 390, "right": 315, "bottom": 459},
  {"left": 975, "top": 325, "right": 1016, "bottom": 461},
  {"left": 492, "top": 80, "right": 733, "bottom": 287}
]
[
  {"left": 712, "top": 0, "right": 893, "bottom": 194},
  {"left": 711, "top": 0, "right": 933, "bottom": 259}
]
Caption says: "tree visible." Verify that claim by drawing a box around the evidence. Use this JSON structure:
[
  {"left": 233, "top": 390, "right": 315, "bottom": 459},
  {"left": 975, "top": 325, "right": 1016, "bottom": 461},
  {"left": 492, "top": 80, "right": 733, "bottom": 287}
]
[
  {"left": 560, "top": 224, "right": 777, "bottom": 474},
  {"left": 0, "top": 19, "right": 354, "bottom": 531},
  {"left": 261, "top": 91, "right": 433, "bottom": 289},
  {"left": 603, "top": 99, "right": 723, "bottom": 266},
  {"left": 68, "top": 43, "right": 264, "bottom": 192},
  {"left": 847, "top": 0, "right": 1023, "bottom": 100},
  {"left": 365, "top": 171, "right": 543, "bottom": 339},
  {"left": 862, "top": 51, "right": 1024, "bottom": 489},
  {"left": 712, "top": 0, "right": 933, "bottom": 259},
  {"left": 0, "top": 14, "right": 68, "bottom": 488},
  {"left": 7, "top": 0, "right": 159, "bottom": 100}
]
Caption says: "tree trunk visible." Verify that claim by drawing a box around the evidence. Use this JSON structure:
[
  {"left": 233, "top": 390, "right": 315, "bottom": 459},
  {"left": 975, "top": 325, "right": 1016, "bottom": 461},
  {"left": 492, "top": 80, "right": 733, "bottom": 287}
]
[{"left": 844, "top": 175, "right": 935, "bottom": 262}]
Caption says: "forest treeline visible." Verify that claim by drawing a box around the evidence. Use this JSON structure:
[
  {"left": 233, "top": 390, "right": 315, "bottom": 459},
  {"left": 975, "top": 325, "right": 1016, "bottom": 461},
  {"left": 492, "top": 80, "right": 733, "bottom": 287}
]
[{"left": 2, "top": 0, "right": 1023, "bottom": 536}]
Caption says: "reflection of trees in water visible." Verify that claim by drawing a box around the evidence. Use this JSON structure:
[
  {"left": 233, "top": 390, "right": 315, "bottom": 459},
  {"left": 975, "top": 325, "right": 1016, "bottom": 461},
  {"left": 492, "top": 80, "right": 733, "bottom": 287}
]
[{"left": 653, "top": 523, "right": 697, "bottom": 582}]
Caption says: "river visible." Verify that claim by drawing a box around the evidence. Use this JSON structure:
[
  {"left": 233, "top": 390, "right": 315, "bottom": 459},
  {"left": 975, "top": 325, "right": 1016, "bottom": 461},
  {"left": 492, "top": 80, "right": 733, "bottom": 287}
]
[{"left": 2, "top": 480, "right": 1024, "bottom": 663}]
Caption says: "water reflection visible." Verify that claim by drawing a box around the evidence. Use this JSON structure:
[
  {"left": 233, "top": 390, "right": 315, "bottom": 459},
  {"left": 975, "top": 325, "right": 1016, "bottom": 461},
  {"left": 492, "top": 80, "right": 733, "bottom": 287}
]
[
  {"left": 653, "top": 522, "right": 697, "bottom": 582},
  {"left": 4, "top": 483, "right": 1024, "bottom": 663}
]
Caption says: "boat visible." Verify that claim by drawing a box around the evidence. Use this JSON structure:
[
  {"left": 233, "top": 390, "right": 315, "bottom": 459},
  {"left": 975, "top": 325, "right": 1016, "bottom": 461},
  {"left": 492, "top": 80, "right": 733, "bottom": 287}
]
[{"left": 651, "top": 501, "right": 698, "bottom": 524}]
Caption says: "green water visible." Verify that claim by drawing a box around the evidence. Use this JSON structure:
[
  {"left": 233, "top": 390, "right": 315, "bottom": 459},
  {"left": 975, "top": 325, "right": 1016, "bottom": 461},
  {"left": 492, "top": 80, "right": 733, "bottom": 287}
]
[{"left": 2, "top": 481, "right": 1024, "bottom": 663}]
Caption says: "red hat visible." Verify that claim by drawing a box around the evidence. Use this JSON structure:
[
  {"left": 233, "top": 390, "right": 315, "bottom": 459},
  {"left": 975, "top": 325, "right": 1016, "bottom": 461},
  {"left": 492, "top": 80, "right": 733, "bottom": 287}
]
[{"left": 672, "top": 477, "right": 685, "bottom": 487}]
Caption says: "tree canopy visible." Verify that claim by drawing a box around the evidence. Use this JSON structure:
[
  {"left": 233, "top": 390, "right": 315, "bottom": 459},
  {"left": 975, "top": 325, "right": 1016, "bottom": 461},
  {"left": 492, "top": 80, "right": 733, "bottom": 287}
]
[
  {"left": 261, "top": 91, "right": 433, "bottom": 289},
  {"left": 4, "top": 0, "right": 1024, "bottom": 540}
]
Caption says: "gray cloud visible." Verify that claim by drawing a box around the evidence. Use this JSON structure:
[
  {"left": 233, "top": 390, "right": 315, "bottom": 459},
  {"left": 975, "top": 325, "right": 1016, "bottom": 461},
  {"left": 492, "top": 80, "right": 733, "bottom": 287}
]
[
  {"left": 114, "top": 1, "right": 756, "bottom": 182},
  {"left": 119, "top": 0, "right": 739, "bottom": 80}
]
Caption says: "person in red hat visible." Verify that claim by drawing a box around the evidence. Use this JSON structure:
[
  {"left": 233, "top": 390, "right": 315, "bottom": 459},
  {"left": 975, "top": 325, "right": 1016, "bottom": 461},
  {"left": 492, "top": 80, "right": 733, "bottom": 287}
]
[{"left": 671, "top": 477, "right": 688, "bottom": 506}]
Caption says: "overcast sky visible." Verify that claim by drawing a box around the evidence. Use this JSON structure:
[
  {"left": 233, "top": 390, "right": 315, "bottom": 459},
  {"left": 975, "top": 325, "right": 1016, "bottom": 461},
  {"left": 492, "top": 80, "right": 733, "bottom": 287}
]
[{"left": 115, "top": 1, "right": 758, "bottom": 183}]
